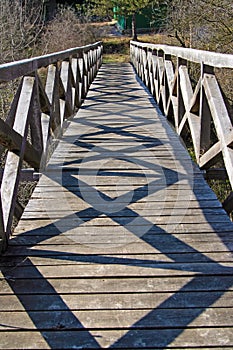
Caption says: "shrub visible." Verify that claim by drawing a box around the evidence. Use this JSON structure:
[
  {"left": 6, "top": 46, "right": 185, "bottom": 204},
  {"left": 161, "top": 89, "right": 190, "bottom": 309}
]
[{"left": 39, "top": 6, "right": 100, "bottom": 54}]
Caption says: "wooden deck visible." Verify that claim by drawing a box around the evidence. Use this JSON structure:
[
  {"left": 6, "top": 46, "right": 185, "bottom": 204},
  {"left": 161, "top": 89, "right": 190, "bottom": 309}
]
[{"left": 0, "top": 63, "right": 233, "bottom": 349}]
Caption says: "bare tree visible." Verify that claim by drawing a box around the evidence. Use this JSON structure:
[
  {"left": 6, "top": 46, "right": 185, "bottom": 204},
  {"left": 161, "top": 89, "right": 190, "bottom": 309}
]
[
  {"left": 167, "top": 0, "right": 233, "bottom": 53},
  {"left": 0, "top": 0, "right": 45, "bottom": 63},
  {"left": 40, "top": 5, "right": 99, "bottom": 54}
]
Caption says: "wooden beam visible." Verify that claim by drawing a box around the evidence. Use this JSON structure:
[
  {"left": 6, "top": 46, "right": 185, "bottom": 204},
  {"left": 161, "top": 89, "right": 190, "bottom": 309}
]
[
  {"left": 203, "top": 73, "right": 233, "bottom": 187},
  {"left": 131, "top": 41, "right": 233, "bottom": 68},
  {"left": 0, "top": 119, "right": 41, "bottom": 169},
  {"left": 204, "top": 168, "right": 228, "bottom": 180},
  {"left": 0, "top": 42, "right": 103, "bottom": 82},
  {"left": 223, "top": 192, "right": 233, "bottom": 214}
]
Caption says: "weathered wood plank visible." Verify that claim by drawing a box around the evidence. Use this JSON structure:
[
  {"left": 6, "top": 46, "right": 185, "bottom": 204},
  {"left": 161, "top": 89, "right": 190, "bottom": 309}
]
[
  {"left": 1, "top": 290, "right": 233, "bottom": 311},
  {"left": 4, "top": 238, "right": 233, "bottom": 255},
  {"left": 1, "top": 262, "right": 232, "bottom": 279},
  {"left": 1, "top": 251, "right": 233, "bottom": 267},
  {"left": 1, "top": 275, "right": 232, "bottom": 294},
  {"left": 1, "top": 328, "right": 233, "bottom": 349},
  {"left": 1, "top": 307, "right": 233, "bottom": 330}
]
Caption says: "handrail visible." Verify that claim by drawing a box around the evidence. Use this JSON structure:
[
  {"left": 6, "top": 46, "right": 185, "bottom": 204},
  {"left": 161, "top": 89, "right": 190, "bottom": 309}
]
[
  {"left": 0, "top": 41, "right": 103, "bottom": 253},
  {"left": 131, "top": 41, "right": 233, "bottom": 68},
  {"left": 130, "top": 40, "right": 233, "bottom": 213},
  {"left": 0, "top": 42, "right": 102, "bottom": 82}
]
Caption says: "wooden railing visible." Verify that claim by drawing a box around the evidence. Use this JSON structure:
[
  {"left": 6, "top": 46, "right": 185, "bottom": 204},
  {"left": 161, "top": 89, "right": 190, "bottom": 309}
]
[
  {"left": 131, "top": 41, "right": 233, "bottom": 214},
  {"left": 0, "top": 41, "right": 103, "bottom": 253}
]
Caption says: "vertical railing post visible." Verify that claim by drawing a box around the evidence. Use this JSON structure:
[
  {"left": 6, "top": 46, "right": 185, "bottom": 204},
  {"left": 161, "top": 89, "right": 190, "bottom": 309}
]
[
  {"left": 0, "top": 199, "right": 6, "bottom": 254},
  {"left": 176, "top": 57, "right": 187, "bottom": 132},
  {"left": 156, "top": 50, "right": 165, "bottom": 112},
  {"left": 199, "top": 63, "right": 214, "bottom": 157},
  {"left": 149, "top": 48, "right": 156, "bottom": 97},
  {"left": 81, "top": 50, "right": 88, "bottom": 99},
  {"left": 1, "top": 76, "right": 35, "bottom": 237},
  {"left": 152, "top": 48, "right": 159, "bottom": 101}
]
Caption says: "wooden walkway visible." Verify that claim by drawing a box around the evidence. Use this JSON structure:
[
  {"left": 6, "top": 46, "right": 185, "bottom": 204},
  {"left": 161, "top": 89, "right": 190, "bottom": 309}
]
[{"left": 0, "top": 63, "right": 233, "bottom": 349}]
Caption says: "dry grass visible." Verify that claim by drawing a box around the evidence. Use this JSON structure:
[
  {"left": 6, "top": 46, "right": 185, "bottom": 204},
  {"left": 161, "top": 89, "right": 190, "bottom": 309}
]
[{"left": 102, "top": 33, "right": 179, "bottom": 63}]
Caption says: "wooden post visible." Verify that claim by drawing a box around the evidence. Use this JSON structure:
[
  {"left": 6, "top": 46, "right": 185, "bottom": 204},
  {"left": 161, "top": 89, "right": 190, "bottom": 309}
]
[
  {"left": 199, "top": 64, "right": 214, "bottom": 156},
  {"left": 1, "top": 76, "right": 35, "bottom": 236},
  {"left": 0, "top": 194, "right": 6, "bottom": 254},
  {"left": 176, "top": 57, "right": 187, "bottom": 132},
  {"left": 132, "top": 13, "right": 137, "bottom": 41}
]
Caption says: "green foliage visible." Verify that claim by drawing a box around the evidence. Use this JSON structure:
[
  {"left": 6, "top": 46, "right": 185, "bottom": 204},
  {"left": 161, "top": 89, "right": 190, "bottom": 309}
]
[
  {"left": 77, "top": 0, "right": 113, "bottom": 19},
  {"left": 82, "top": 0, "right": 169, "bottom": 21},
  {"left": 150, "top": 0, "right": 169, "bottom": 29},
  {"left": 81, "top": 0, "right": 170, "bottom": 39},
  {"left": 111, "top": 0, "right": 158, "bottom": 16}
]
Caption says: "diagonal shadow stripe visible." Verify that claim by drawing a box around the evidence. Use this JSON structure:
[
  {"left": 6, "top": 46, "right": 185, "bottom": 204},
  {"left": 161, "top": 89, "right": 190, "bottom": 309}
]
[
  {"left": 1, "top": 260, "right": 100, "bottom": 349},
  {"left": 110, "top": 275, "right": 233, "bottom": 349}
]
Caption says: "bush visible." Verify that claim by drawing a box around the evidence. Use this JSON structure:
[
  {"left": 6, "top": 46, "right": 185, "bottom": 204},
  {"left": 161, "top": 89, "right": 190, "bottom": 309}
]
[
  {"left": 0, "top": 0, "right": 45, "bottom": 64},
  {"left": 39, "top": 6, "right": 100, "bottom": 54}
]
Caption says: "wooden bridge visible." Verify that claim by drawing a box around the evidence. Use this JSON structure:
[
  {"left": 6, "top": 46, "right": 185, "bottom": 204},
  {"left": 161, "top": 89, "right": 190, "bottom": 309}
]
[{"left": 0, "top": 41, "right": 233, "bottom": 349}]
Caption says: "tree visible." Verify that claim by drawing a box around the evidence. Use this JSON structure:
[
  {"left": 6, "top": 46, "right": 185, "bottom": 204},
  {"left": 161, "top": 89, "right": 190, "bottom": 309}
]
[
  {"left": 167, "top": 0, "right": 233, "bottom": 53},
  {"left": 44, "top": 0, "right": 57, "bottom": 20},
  {"left": 0, "top": 0, "right": 45, "bottom": 63},
  {"left": 40, "top": 5, "right": 98, "bottom": 54},
  {"left": 113, "top": 0, "right": 157, "bottom": 40},
  {"left": 83, "top": 0, "right": 166, "bottom": 40}
]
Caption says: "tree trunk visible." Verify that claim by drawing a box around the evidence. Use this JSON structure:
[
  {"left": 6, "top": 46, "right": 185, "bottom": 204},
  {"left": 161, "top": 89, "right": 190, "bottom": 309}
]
[
  {"left": 132, "top": 13, "right": 137, "bottom": 41},
  {"left": 45, "top": 0, "right": 57, "bottom": 21}
]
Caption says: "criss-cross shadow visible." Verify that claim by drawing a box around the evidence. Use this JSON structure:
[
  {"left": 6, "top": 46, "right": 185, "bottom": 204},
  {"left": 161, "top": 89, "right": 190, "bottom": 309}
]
[{"left": 1, "top": 63, "right": 233, "bottom": 349}]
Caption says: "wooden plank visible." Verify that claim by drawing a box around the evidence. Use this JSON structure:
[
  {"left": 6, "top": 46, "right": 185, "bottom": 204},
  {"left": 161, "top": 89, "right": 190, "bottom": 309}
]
[
  {"left": 2, "top": 251, "right": 233, "bottom": 267},
  {"left": 1, "top": 290, "right": 233, "bottom": 311},
  {"left": 1, "top": 328, "right": 233, "bottom": 349},
  {"left": 1, "top": 262, "right": 232, "bottom": 279},
  {"left": 19, "top": 214, "right": 230, "bottom": 226},
  {"left": 22, "top": 203, "right": 225, "bottom": 216},
  {"left": 1, "top": 307, "right": 233, "bottom": 330},
  {"left": 1, "top": 275, "right": 232, "bottom": 294},
  {"left": 4, "top": 237, "right": 233, "bottom": 255}
]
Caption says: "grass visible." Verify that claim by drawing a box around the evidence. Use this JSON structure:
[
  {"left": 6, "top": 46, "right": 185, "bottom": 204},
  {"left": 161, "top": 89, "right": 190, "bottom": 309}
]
[
  {"left": 102, "top": 36, "right": 131, "bottom": 63},
  {"left": 102, "top": 33, "right": 178, "bottom": 63}
]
